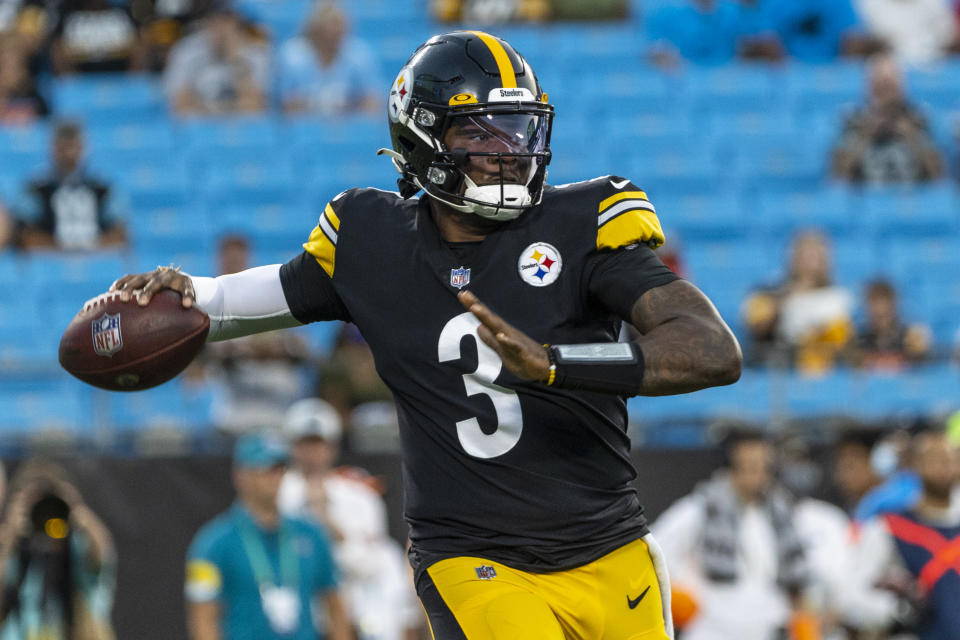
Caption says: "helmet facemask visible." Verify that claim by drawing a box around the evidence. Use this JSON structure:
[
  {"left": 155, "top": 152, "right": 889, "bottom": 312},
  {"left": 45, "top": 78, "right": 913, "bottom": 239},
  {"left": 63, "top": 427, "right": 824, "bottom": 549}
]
[{"left": 386, "top": 100, "right": 554, "bottom": 221}]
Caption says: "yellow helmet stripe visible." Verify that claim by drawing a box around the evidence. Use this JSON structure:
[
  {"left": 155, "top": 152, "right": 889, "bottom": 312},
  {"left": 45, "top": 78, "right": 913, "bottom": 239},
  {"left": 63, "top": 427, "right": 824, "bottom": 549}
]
[{"left": 469, "top": 31, "right": 517, "bottom": 89}]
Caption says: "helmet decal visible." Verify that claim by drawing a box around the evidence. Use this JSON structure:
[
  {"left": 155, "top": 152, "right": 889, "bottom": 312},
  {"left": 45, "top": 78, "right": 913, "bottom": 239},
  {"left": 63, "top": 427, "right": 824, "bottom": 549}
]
[{"left": 388, "top": 66, "right": 414, "bottom": 123}]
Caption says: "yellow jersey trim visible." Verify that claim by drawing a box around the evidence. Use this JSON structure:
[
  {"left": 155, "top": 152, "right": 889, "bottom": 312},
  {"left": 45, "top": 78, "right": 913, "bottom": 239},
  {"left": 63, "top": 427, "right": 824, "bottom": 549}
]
[
  {"left": 598, "top": 209, "right": 665, "bottom": 250},
  {"left": 598, "top": 190, "right": 649, "bottom": 214},
  {"left": 302, "top": 203, "right": 339, "bottom": 277},
  {"left": 469, "top": 31, "right": 517, "bottom": 89}
]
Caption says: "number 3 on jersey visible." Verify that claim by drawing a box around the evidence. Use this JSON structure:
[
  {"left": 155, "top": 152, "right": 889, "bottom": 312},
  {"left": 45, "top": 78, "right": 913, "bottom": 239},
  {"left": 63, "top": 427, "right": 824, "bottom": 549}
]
[{"left": 437, "top": 312, "right": 523, "bottom": 459}]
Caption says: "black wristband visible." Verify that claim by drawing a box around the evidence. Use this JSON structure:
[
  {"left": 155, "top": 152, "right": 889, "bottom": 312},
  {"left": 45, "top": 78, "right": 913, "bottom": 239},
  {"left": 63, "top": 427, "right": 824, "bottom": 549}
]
[{"left": 545, "top": 343, "right": 645, "bottom": 396}]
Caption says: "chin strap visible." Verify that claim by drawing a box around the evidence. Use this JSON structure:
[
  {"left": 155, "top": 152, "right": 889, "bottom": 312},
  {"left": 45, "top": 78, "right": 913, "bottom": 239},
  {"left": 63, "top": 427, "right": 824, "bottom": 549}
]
[
  {"left": 377, "top": 148, "right": 421, "bottom": 199},
  {"left": 377, "top": 148, "right": 531, "bottom": 220}
]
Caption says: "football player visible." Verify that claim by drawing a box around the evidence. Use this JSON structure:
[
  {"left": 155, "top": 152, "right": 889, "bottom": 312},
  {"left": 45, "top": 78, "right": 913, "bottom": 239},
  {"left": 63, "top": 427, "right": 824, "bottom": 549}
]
[{"left": 112, "top": 31, "right": 741, "bottom": 639}]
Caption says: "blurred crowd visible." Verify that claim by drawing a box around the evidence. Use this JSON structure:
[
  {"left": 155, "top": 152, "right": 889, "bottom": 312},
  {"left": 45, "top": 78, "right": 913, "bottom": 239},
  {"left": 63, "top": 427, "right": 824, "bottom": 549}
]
[
  {"left": 654, "top": 422, "right": 960, "bottom": 640},
  {"left": 0, "top": 411, "right": 958, "bottom": 639}
]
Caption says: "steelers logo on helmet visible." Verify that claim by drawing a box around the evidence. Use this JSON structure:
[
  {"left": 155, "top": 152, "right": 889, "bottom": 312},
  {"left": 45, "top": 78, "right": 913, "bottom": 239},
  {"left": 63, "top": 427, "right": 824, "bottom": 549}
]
[
  {"left": 518, "top": 242, "right": 562, "bottom": 287},
  {"left": 388, "top": 66, "right": 413, "bottom": 123}
]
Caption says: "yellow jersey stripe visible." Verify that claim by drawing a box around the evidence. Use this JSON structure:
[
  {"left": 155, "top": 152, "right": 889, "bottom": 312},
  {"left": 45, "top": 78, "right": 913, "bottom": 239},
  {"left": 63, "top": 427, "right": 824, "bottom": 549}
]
[
  {"left": 303, "top": 223, "right": 337, "bottom": 277},
  {"left": 469, "top": 31, "right": 517, "bottom": 88},
  {"left": 323, "top": 203, "right": 341, "bottom": 232},
  {"left": 598, "top": 190, "right": 648, "bottom": 214},
  {"left": 597, "top": 209, "right": 665, "bottom": 250}
]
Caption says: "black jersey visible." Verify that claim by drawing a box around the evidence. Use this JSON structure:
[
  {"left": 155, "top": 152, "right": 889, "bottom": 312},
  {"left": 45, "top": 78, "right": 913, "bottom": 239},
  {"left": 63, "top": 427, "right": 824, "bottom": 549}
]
[{"left": 280, "top": 176, "right": 678, "bottom": 574}]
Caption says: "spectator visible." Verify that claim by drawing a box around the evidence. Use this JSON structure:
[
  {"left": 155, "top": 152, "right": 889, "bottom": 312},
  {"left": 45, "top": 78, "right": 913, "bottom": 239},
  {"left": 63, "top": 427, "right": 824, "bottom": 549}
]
[
  {"left": 742, "top": 230, "right": 854, "bottom": 373},
  {"left": 844, "top": 429, "right": 960, "bottom": 639},
  {"left": 0, "top": 461, "right": 116, "bottom": 640},
  {"left": 276, "top": 2, "right": 379, "bottom": 117},
  {"left": 0, "top": 200, "right": 13, "bottom": 249},
  {"left": 49, "top": 0, "right": 146, "bottom": 74},
  {"left": 855, "top": 0, "right": 958, "bottom": 65},
  {"left": 164, "top": 2, "right": 268, "bottom": 115},
  {"left": 778, "top": 434, "right": 854, "bottom": 639},
  {"left": 317, "top": 323, "right": 392, "bottom": 428},
  {"left": 278, "top": 399, "right": 422, "bottom": 640},
  {"left": 731, "top": 0, "right": 786, "bottom": 62},
  {"left": 760, "top": 0, "right": 878, "bottom": 62},
  {"left": 185, "top": 433, "right": 350, "bottom": 640},
  {"left": 652, "top": 429, "right": 813, "bottom": 640},
  {"left": 132, "top": 0, "right": 242, "bottom": 72},
  {"left": 0, "top": 34, "right": 47, "bottom": 124},
  {"left": 833, "top": 54, "right": 943, "bottom": 184},
  {"left": 196, "top": 235, "right": 313, "bottom": 434},
  {"left": 645, "top": 0, "right": 745, "bottom": 68},
  {"left": 854, "top": 429, "right": 923, "bottom": 524},
  {"left": 853, "top": 279, "right": 931, "bottom": 371},
  {"left": 14, "top": 120, "right": 128, "bottom": 251},
  {"left": 833, "top": 427, "right": 885, "bottom": 514}
]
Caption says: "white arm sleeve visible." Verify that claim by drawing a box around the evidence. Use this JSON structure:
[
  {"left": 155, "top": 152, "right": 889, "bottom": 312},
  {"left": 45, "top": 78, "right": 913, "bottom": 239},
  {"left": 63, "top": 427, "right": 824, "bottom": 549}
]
[{"left": 190, "top": 264, "right": 302, "bottom": 342}]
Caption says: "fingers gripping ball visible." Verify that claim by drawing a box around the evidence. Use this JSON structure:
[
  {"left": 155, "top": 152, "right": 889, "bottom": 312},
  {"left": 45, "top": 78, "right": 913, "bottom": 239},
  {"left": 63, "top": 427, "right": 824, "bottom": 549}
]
[{"left": 59, "top": 290, "right": 209, "bottom": 391}]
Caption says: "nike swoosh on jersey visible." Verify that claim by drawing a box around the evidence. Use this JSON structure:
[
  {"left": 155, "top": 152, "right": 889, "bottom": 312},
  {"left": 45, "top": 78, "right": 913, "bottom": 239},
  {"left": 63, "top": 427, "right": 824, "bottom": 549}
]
[
  {"left": 609, "top": 179, "right": 630, "bottom": 189},
  {"left": 627, "top": 585, "right": 651, "bottom": 609}
]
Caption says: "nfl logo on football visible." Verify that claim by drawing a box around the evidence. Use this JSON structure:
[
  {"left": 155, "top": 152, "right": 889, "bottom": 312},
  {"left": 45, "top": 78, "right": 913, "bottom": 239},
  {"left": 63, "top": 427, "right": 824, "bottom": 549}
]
[
  {"left": 92, "top": 313, "right": 123, "bottom": 357},
  {"left": 474, "top": 565, "right": 497, "bottom": 580},
  {"left": 450, "top": 266, "right": 471, "bottom": 289}
]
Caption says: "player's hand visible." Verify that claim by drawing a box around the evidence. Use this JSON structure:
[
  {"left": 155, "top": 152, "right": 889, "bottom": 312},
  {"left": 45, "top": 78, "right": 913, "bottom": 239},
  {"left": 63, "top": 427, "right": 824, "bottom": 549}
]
[
  {"left": 458, "top": 290, "right": 550, "bottom": 382},
  {"left": 109, "top": 266, "right": 195, "bottom": 308}
]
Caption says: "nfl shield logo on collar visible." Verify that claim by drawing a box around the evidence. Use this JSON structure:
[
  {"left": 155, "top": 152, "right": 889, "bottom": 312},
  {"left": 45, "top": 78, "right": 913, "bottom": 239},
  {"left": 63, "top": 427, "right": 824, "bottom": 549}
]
[
  {"left": 450, "top": 266, "right": 471, "bottom": 289},
  {"left": 474, "top": 565, "right": 497, "bottom": 580},
  {"left": 91, "top": 312, "right": 123, "bottom": 357}
]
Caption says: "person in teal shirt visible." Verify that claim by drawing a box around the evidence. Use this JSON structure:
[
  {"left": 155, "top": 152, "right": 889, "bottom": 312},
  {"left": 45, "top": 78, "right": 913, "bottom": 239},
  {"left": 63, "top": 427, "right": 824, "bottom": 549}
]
[{"left": 185, "top": 433, "right": 350, "bottom": 640}]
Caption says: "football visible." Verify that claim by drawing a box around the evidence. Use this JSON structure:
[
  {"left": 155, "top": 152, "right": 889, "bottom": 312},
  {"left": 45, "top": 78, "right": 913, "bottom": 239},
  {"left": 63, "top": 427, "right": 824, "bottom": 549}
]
[{"left": 59, "top": 289, "right": 210, "bottom": 392}]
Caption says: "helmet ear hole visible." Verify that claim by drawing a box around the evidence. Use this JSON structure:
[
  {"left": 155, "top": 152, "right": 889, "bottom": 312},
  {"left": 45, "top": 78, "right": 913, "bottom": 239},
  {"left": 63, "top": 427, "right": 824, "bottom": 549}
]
[{"left": 398, "top": 136, "right": 416, "bottom": 155}]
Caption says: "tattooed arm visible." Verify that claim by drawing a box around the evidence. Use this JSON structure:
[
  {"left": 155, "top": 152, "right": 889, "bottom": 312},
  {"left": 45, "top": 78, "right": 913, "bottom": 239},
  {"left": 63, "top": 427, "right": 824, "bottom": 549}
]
[
  {"left": 632, "top": 280, "right": 742, "bottom": 396},
  {"left": 456, "top": 280, "right": 740, "bottom": 397}
]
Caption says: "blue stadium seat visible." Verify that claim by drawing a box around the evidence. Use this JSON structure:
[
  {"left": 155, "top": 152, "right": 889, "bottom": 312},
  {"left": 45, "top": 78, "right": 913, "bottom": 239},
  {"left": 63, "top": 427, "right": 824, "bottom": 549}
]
[
  {"left": 755, "top": 185, "right": 854, "bottom": 237},
  {"left": 785, "top": 62, "right": 866, "bottom": 115},
  {"left": 0, "top": 379, "right": 93, "bottom": 434},
  {"left": 122, "top": 159, "right": 192, "bottom": 211},
  {"left": 830, "top": 236, "right": 883, "bottom": 287},
  {"left": 727, "top": 133, "right": 827, "bottom": 192},
  {"left": 622, "top": 142, "right": 718, "bottom": 195},
  {"left": 785, "top": 370, "right": 853, "bottom": 417},
  {"left": 52, "top": 74, "right": 165, "bottom": 125},
  {"left": 907, "top": 61, "right": 960, "bottom": 111},
  {"left": 655, "top": 191, "right": 747, "bottom": 240},
  {"left": 855, "top": 184, "right": 959, "bottom": 238},
  {"left": 687, "top": 64, "right": 778, "bottom": 114},
  {"left": 178, "top": 116, "right": 281, "bottom": 150},
  {"left": 106, "top": 382, "right": 209, "bottom": 431}
]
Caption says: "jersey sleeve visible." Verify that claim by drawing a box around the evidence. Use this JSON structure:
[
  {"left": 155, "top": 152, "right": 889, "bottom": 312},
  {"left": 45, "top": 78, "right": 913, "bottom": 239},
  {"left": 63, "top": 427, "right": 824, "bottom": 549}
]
[
  {"left": 185, "top": 525, "right": 225, "bottom": 603},
  {"left": 279, "top": 193, "right": 354, "bottom": 324},
  {"left": 594, "top": 177, "right": 665, "bottom": 251},
  {"left": 586, "top": 178, "right": 677, "bottom": 320}
]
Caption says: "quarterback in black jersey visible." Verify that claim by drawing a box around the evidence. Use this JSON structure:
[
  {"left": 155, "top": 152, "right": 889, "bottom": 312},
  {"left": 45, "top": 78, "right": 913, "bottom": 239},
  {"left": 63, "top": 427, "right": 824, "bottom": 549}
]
[{"left": 114, "top": 31, "right": 741, "bottom": 640}]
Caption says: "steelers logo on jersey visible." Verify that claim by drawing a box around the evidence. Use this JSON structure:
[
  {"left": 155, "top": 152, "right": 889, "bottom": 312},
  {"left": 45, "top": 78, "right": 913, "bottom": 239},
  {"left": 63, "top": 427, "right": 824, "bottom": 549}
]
[{"left": 518, "top": 242, "right": 561, "bottom": 287}]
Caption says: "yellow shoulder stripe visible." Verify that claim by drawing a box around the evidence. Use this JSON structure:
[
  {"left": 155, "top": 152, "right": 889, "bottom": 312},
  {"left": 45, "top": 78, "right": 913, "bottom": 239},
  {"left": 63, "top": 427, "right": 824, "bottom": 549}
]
[
  {"left": 469, "top": 31, "right": 517, "bottom": 89},
  {"left": 599, "top": 190, "right": 648, "bottom": 214},
  {"left": 323, "top": 203, "right": 340, "bottom": 231},
  {"left": 302, "top": 203, "right": 340, "bottom": 277},
  {"left": 597, "top": 209, "right": 665, "bottom": 251}
]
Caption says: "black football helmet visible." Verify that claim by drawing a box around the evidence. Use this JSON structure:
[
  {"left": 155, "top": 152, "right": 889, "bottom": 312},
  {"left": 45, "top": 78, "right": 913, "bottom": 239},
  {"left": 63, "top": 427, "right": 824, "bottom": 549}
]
[{"left": 380, "top": 31, "right": 554, "bottom": 221}]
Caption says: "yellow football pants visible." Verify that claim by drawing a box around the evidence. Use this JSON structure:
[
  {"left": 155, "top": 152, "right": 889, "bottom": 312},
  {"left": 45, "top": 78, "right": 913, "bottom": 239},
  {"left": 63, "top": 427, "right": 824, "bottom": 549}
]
[{"left": 419, "top": 535, "right": 673, "bottom": 640}]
